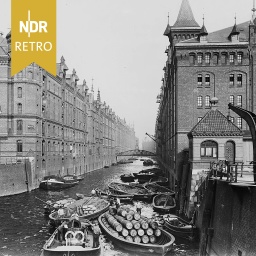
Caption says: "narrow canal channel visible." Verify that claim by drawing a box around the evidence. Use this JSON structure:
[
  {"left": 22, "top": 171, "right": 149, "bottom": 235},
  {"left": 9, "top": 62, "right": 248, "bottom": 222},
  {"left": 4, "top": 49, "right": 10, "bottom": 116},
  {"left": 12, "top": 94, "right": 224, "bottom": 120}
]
[{"left": 0, "top": 159, "right": 199, "bottom": 256}]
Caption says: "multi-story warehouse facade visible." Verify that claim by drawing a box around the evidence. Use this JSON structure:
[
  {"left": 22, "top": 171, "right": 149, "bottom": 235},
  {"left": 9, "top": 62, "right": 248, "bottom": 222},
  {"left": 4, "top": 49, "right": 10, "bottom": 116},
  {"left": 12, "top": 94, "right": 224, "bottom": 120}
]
[
  {"left": 0, "top": 32, "right": 137, "bottom": 191},
  {"left": 156, "top": 0, "right": 256, "bottom": 196}
]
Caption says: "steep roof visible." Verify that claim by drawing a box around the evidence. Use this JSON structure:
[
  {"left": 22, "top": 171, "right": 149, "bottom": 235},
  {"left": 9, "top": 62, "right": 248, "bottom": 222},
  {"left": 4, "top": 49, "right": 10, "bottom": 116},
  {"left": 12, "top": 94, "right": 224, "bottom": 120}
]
[
  {"left": 177, "top": 21, "right": 250, "bottom": 44},
  {"left": 199, "top": 24, "right": 208, "bottom": 36},
  {"left": 163, "top": 24, "right": 172, "bottom": 36},
  {"left": 173, "top": 0, "right": 200, "bottom": 28},
  {"left": 188, "top": 109, "right": 243, "bottom": 137}
]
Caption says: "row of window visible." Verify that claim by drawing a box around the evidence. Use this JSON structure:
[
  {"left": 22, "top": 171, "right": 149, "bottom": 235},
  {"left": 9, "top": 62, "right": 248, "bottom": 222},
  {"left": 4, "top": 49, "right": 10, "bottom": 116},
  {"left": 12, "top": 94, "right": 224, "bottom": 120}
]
[
  {"left": 200, "top": 140, "right": 236, "bottom": 159},
  {"left": 198, "top": 116, "right": 242, "bottom": 128},
  {"left": 18, "top": 86, "right": 84, "bottom": 111},
  {"left": 197, "top": 95, "right": 242, "bottom": 108},
  {"left": 190, "top": 52, "right": 243, "bottom": 65},
  {"left": 197, "top": 74, "right": 243, "bottom": 87},
  {"left": 16, "top": 140, "right": 114, "bottom": 153},
  {"left": 229, "top": 95, "right": 242, "bottom": 106}
]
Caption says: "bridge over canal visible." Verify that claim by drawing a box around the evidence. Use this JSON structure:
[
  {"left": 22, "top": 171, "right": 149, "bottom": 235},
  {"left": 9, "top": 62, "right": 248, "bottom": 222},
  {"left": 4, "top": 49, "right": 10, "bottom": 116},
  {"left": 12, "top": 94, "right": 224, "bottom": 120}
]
[{"left": 116, "top": 149, "right": 156, "bottom": 159}]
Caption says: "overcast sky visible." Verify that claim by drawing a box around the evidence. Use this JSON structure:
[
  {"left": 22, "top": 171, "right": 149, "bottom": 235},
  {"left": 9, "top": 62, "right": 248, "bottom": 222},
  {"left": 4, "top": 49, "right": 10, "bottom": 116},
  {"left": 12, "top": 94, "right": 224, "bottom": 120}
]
[{"left": 0, "top": 0, "right": 254, "bottom": 143}]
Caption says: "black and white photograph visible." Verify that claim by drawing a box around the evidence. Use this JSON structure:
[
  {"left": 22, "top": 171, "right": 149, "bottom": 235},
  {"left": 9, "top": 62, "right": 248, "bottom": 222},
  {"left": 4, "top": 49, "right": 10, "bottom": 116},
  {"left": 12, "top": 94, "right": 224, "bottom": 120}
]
[{"left": 0, "top": 0, "right": 256, "bottom": 255}]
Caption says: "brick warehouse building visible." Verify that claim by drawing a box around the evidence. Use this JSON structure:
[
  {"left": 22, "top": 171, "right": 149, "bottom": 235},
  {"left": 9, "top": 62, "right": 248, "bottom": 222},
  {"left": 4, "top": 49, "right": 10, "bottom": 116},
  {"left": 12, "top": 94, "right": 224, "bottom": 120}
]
[
  {"left": 156, "top": 0, "right": 256, "bottom": 211},
  {"left": 0, "top": 32, "right": 137, "bottom": 194}
]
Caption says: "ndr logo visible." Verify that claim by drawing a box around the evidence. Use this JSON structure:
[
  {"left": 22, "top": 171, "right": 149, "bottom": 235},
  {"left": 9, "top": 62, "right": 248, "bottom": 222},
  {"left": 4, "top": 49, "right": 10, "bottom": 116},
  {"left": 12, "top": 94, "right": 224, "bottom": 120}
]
[{"left": 19, "top": 10, "right": 48, "bottom": 37}]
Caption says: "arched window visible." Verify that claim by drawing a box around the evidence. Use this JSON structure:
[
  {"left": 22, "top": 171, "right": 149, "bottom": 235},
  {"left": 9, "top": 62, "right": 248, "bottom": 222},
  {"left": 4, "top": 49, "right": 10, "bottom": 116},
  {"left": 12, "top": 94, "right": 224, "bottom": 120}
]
[
  {"left": 213, "top": 53, "right": 219, "bottom": 65},
  {"left": 17, "top": 140, "right": 23, "bottom": 152},
  {"left": 225, "top": 141, "right": 235, "bottom": 163},
  {"left": 189, "top": 53, "right": 195, "bottom": 65},
  {"left": 201, "top": 140, "right": 218, "bottom": 158},
  {"left": 18, "top": 87, "right": 22, "bottom": 98},
  {"left": 197, "top": 96, "right": 203, "bottom": 108},
  {"left": 229, "top": 53, "right": 235, "bottom": 64},
  {"left": 17, "top": 103, "right": 22, "bottom": 114},
  {"left": 17, "top": 120, "right": 23, "bottom": 134},
  {"left": 197, "top": 74, "right": 202, "bottom": 86},
  {"left": 205, "top": 74, "right": 210, "bottom": 86},
  {"left": 237, "top": 52, "right": 243, "bottom": 64},
  {"left": 197, "top": 53, "right": 203, "bottom": 64},
  {"left": 205, "top": 53, "right": 211, "bottom": 64},
  {"left": 221, "top": 52, "right": 227, "bottom": 64},
  {"left": 205, "top": 95, "right": 210, "bottom": 107}
]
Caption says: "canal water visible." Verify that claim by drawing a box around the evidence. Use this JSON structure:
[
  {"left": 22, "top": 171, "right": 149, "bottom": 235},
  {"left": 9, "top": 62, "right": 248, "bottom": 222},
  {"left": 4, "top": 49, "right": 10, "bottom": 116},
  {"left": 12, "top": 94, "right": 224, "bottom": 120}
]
[{"left": 0, "top": 159, "right": 199, "bottom": 256}]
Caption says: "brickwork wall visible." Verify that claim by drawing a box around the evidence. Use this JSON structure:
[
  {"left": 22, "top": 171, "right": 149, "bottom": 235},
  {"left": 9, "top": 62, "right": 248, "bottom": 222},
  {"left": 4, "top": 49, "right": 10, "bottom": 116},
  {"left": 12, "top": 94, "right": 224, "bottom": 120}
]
[
  {"left": 176, "top": 48, "right": 249, "bottom": 132},
  {"left": 197, "top": 180, "right": 256, "bottom": 255}
]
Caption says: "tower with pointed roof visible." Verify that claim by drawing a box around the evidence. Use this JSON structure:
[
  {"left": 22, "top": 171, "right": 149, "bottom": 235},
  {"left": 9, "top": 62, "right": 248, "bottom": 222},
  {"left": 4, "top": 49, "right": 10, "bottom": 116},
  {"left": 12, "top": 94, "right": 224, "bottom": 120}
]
[{"left": 164, "top": 0, "right": 201, "bottom": 46}]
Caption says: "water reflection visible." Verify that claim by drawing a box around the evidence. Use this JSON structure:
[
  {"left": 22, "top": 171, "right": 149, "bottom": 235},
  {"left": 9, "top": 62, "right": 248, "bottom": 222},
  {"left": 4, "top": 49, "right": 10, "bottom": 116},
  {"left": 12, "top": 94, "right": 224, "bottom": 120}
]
[{"left": 0, "top": 160, "right": 199, "bottom": 256}]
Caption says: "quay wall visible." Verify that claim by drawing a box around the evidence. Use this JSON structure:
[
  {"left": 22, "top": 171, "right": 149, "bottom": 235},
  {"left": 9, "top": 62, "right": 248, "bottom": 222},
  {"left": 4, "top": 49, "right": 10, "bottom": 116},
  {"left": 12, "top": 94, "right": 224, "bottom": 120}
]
[
  {"left": 0, "top": 161, "right": 31, "bottom": 196},
  {"left": 197, "top": 179, "right": 256, "bottom": 256},
  {"left": 0, "top": 157, "right": 116, "bottom": 197}
]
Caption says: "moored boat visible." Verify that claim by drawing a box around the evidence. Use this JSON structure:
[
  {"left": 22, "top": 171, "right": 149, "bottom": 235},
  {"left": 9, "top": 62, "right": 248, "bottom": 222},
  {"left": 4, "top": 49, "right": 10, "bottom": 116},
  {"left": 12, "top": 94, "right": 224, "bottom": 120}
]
[
  {"left": 143, "top": 183, "right": 175, "bottom": 196},
  {"left": 120, "top": 174, "right": 135, "bottom": 182},
  {"left": 163, "top": 214, "right": 197, "bottom": 241},
  {"left": 39, "top": 175, "right": 79, "bottom": 191},
  {"left": 75, "top": 175, "right": 85, "bottom": 181},
  {"left": 77, "top": 190, "right": 134, "bottom": 203},
  {"left": 152, "top": 194, "right": 176, "bottom": 214},
  {"left": 49, "top": 197, "right": 109, "bottom": 228},
  {"left": 63, "top": 174, "right": 78, "bottom": 182},
  {"left": 117, "top": 160, "right": 133, "bottom": 164},
  {"left": 108, "top": 182, "right": 154, "bottom": 202},
  {"left": 136, "top": 173, "right": 157, "bottom": 183},
  {"left": 133, "top": 168, "right": 165, "bottom": 179},
  {"left": 140, "top": 168, "right": 165, "bottom": 176},
  {"left": 98, "top": 212, "right": 175, "bottom": 255},
  {"left": 148, "top": 176, "right": 168, "bottom": 187},
  {"left": 41, "top": 218, "right": 101, "bottom": 256},
  {"left": 143, "top": 159, "right": 154, "bottom": 166}
]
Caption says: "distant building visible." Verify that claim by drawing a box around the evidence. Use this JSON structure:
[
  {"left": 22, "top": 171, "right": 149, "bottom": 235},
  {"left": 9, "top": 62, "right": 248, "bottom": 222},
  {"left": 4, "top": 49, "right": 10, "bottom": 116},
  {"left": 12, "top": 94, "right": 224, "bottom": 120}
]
[
  {"left": 156, "top": 0, "right": 255, "bottom": 195},
  {"left": 142, "top": 137, "right": 156, "bottom": 153}
]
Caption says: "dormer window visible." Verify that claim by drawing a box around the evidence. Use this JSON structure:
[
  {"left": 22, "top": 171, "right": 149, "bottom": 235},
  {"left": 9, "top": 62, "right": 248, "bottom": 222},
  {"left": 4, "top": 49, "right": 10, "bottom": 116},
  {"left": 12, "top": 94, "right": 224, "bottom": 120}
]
[
  {"left": 200, "top": 36, "right": 207, "bottom": 42},
  {"left": 231, "top": 34, "right": 239, "bottom": 42}
]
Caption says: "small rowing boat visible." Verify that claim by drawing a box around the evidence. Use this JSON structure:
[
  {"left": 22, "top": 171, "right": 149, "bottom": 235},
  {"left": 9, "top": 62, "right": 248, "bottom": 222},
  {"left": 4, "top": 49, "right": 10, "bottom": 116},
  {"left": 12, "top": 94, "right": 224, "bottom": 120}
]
[
  {"left": 148, "top": 176, "right": 168, "bottom": 187},
  {"left": 120, "top": 174, "right": 135, "bottom": 183},
  {"left": 77, "top": 190, "right": 134, "bottom": 203},
  {"left": 41, "top": 218, "right": 101, "bottom": 256},
  {"left": 135, "top": 173, "right": 157, "bottom": 182},
  {"left": 143, "top": 183, "right": 175, "bottom": 196},
  {"left": 108, "top": 182, "right": 154, "bottom": 202},
  {"left": 143, "top": 159, "right": 154, "bottom": 166},
  {"left": 98, "top": 212, "right": 175, "bottom": 255},
  {"left": 140, "top": 168, "right": 164, "bottom": 176},
  {"left": 39, "top": 175, "right": 79, "bottom": 191},
  {"left": 152, "top": 194, "right": 176, "bottom": 214},
  {"left": 163, "top": 214, "right": 197, "bottom": 241}
]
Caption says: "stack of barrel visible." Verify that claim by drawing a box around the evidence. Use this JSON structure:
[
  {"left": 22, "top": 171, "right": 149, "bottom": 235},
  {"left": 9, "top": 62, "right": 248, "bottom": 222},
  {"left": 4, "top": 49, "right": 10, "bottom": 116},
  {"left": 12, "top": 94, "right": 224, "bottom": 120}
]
[{"left": 102, "top": 206, "right": 161, "bottom": 244}]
